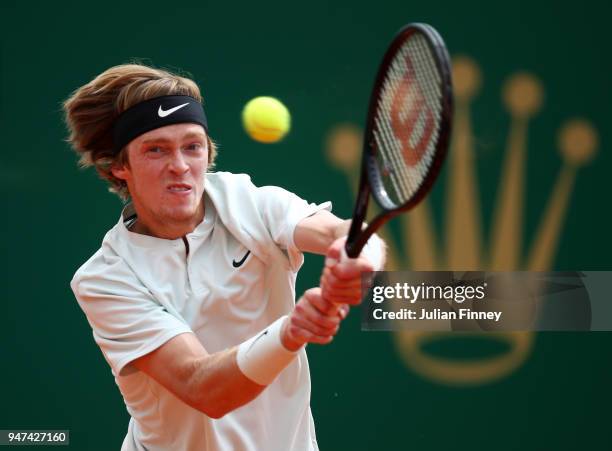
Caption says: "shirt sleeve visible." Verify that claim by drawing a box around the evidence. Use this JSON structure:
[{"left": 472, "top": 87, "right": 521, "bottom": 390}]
[
  {"left": 71, "top": 254, "right": 193, "bottom": 377},
  {"left": 255, "top": 185, "right": 332, "bottom": 271}
]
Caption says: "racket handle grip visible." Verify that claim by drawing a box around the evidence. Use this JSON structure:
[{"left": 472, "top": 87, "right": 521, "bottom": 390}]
[
  {"left": 323, "top": 234, "right": 385, "bottom": 318},
  {"left": 324, "top": 248, "right": 354, "bottom": 319}
]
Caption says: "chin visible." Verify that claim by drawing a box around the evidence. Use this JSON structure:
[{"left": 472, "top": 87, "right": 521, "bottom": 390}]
[{"left": 163, "top": 206, "right": 198, "bottom": 222}]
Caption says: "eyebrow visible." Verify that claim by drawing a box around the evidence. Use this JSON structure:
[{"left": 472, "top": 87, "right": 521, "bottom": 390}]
[{"left": 141, "top": 132, "right": 207, "bottom": 144}]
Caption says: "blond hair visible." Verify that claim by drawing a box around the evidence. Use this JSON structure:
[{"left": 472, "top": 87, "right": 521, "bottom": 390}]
[{"left": 63, "top": 63, "right": 217, "bottom": 200}]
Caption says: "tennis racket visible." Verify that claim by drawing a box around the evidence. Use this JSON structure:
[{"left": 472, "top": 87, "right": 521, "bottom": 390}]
[{"left": 345, "top": 22, "right": 453, "bottom": 259}]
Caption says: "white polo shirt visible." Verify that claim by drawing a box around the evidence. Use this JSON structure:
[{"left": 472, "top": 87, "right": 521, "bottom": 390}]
[{"left": 71, "top": 172, "right": 331, "bottom": 451}]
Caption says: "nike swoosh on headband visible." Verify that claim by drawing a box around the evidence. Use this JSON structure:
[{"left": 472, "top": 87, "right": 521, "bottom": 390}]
[{"left": 158, "top": 102, "right": 190, "bottom": 118}]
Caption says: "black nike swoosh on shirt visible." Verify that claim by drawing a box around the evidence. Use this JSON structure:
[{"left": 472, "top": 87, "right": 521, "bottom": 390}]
[{"left": 232, "top": 250, "right": 251, "bottom": 268}]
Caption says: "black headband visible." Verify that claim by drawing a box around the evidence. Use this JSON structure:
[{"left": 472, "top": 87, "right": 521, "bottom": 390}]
[{"left": 112, "top": 95, "right": 208, "bottom": 154}]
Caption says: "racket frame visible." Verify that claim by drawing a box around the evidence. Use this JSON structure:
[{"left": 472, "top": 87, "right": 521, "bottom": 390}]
[{"left": 345, "top": 23, "right": 454, "bottom": 258}]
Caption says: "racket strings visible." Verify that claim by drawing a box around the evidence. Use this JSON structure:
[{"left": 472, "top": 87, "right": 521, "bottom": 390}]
[
  {"left": 372, "top": 32, "right": 444, "bottom": 207},
  {"left": 374, "top": 63, "right": 418, "bottom": 200}
]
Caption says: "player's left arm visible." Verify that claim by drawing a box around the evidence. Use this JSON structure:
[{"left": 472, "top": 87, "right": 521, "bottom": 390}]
[
  {"left": 293, "top": 210, "right": 351, "bottom": 255},
  {"left": 295, "top": 211, "right": 387, "bottom": 306},
  {"left": 294, "top": 210, "right": 386, "bottom": 265}
]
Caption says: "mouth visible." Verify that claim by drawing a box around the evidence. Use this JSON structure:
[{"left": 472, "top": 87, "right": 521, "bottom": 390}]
[{"left": 166, "top": 183, "right": 193, "bottom": 195}]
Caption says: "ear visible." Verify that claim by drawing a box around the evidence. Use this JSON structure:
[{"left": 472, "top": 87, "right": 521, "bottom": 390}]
[{"left": 111, "top": 164, "right": 129, "bottom": 181}]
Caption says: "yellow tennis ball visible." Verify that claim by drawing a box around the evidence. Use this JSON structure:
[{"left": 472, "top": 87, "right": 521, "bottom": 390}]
[{"left": 242, "top": 96, "right": 291, "bottom": 143}]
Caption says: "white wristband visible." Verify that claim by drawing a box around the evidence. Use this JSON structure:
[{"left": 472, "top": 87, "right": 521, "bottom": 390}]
[
  {"left": 360, "top": 233, "right": 386, "bottom": 271},
  {"left": 332, "top": 234, "right": 385, "bottom": 271},
  {"left": 236, "top": 316, "right": 299, "bottom": 386}
]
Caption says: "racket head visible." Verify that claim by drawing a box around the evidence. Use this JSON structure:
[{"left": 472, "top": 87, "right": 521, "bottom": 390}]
[{"left": 364, "top": 23, "right": 453, "bottom": 213}]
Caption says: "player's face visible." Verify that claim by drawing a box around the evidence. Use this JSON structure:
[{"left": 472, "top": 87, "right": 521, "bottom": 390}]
[{"left": 114, "top": 123, "right": 208, "bottom": 234}]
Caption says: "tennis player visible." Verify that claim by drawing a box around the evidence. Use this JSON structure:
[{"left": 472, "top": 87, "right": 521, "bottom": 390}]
[{"left": 64, "top": 63, "right": 385, "bottom": 451}]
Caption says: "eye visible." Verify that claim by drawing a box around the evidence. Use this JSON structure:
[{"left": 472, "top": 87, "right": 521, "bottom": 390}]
[
  {"left": 145, "top": 146, "right": 167, "bottom": 158},
  {"left": 185, "top": 142, "right": 204, "bottom": 151}
]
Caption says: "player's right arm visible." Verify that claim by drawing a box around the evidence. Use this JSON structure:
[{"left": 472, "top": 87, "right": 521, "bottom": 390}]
[
  {"left": 131, "top": 287, "right": 343, "bottom": 418},
  {"left": 132, "top": 332, "right": 259, "bottom": 419}
]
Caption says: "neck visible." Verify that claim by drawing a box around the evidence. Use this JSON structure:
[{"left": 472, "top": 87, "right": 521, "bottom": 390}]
[{"left": 130, "top": 202, "right": 205, "bottom": 240}]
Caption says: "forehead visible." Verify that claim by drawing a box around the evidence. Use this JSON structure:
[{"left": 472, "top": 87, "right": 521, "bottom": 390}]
[{"left": 131, "top": 123, "right": 207, "bottom": 146}]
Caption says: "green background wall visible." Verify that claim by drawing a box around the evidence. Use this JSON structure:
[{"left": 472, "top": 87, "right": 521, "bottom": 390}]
[{"left": 1, "top": 1, "right": 610, "bottom": 449}]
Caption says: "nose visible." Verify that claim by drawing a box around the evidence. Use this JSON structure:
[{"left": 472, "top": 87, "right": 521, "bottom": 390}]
[{"left": 168, "top": 150, "right": 189, "bottom": 174}]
